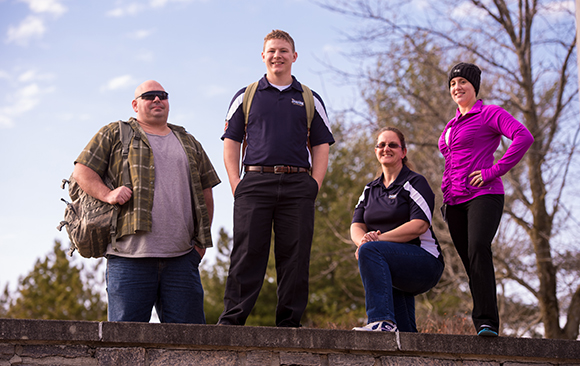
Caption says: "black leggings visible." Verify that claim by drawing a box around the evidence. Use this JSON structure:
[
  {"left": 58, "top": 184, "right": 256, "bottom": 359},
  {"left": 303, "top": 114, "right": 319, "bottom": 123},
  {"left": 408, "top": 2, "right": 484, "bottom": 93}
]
[{"left": 445, "top": 194, "right": 504, "bottom": 331}]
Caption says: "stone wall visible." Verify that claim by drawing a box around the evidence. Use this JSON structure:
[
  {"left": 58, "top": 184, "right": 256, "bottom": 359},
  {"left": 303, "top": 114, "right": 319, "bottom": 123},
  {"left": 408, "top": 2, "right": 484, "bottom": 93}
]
[{"left": 1, "top": 319, "right": 579, "bottom": 365}]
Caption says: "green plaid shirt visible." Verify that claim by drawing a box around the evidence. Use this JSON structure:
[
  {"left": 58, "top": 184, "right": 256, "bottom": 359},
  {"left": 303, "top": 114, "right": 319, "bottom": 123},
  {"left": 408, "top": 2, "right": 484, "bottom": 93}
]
[{"left": 75, "top": 117, "right": 220, "bottom": 249}]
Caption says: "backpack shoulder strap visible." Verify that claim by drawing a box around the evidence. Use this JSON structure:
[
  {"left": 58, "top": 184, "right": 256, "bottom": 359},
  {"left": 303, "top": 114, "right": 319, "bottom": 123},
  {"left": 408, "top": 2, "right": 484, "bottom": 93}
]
[
  {"left": 300, "top": 83, "right": 315, "bottom": 129},
  {"left": 118, "top": 120, "right": 134, "bottom": 189},
  {"left": 300, "top": 84, "right": 315, "bottom": 157},
  {"left": 239, "top": 81, "right": 259, "bottom": 176},
  {"left": 242, "top": 81, "right": 259, "bottom": 128},
  {"left": 239, "top": 81, "right": 315, "bottom": 175},
  {"left": 111, "top": 120, "right": 134, "bottom": 248}
]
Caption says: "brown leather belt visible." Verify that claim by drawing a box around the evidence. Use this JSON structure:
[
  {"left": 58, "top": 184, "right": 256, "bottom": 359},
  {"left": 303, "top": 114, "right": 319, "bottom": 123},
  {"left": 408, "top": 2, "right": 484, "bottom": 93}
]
[{"left": 244, "top": 165, "right": 309, "bottom": 174}]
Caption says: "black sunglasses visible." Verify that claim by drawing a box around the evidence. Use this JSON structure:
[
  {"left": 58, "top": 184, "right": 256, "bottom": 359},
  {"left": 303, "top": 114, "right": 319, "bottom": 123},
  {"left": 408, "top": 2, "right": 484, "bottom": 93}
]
[
  {"left": 136, "top": 90, "right": 168, "bottom": 101},
  {"left": 375, "top": 142, "right": 402, "bottom": 150}
]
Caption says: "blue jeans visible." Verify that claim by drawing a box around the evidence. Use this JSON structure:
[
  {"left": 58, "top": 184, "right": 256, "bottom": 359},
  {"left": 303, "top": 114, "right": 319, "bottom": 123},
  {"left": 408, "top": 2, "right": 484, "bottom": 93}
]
[
  {"left": 106, "top": 249, "right": 205, "bottom": 323},
  {"left": 358, "top": 241, "right": 444, "bottom": 332}
]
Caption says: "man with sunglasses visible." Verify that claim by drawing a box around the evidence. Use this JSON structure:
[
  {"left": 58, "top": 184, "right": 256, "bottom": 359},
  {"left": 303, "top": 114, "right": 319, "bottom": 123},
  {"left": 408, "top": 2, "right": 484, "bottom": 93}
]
[
  {"left": 72, "top": 80, "right": 220, "bottom": 323},
  {"left": 218, "top": 30, "right": 334, "bottom": 327}
]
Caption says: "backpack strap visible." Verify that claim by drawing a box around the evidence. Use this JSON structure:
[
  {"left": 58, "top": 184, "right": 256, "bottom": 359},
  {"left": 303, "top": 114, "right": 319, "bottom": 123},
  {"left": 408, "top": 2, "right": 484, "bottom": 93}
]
[
  {"left": 119, "top": 120, "right": 133, "bottom": 189},
  {"left": 301, "top": 84, "right": 314, "bottom": 130},
  {"left": 239, "top": 81, "right": 315, "bottom": 176},
  {"left": 242, "top": 81, "right": 259, "bottom": 128},
  {"left": 239, "top": 82, "right": 259, "bottom": 176},
  {"left": 301, "top": 84, "right": 314, "bottom": 155},
  {"left": 111, "top": 120, "right": 134, "bottom": 248}
]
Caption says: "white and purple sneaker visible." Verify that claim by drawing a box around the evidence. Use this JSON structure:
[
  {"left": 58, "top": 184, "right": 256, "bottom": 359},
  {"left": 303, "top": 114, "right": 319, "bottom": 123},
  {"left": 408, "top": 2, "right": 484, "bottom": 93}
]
[{"left": 353, "top": 321, "right": 398, "bottom": 332}]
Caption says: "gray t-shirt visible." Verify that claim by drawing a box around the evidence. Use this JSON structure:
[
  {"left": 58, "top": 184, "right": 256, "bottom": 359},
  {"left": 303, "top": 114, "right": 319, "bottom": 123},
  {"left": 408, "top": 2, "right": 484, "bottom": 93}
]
[{"left": 107, "top": 131, "right": 195, "bottom": 258}]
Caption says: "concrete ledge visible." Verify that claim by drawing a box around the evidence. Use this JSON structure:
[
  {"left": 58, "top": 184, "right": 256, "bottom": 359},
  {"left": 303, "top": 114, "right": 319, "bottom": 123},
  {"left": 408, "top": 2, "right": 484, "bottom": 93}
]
[
  {"left": 0, "top": 319, "right": 99, "bottom": 343},
  {"left": 1, "top": 319, "right": 579, "bottom": 365},
  {"left": 101, "top": 322, "right": 399, "bottom": 352}
]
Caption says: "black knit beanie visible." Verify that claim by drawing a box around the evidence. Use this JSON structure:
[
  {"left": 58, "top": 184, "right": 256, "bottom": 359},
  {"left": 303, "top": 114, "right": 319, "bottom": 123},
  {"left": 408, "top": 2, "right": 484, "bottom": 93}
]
[{"left": 448, "top": 62, "right": 481, "bottom": 96}]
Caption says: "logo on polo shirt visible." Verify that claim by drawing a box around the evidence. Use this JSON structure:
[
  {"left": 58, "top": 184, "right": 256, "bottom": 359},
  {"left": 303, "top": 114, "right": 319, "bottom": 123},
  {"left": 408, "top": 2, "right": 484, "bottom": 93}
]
[
  {"left": 388, "top": 194, "right": 397, "bottom": 199},
  {"left": 291, "top": 98, "right": 304, "bottom": 107}
]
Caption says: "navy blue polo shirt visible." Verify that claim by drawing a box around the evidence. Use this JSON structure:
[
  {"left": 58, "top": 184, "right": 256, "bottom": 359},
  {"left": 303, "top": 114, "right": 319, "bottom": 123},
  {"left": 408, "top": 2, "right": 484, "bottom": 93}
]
[
  {"left": 221, "top": 75, "right": 335, "bottom": 168},
  {"left": 352, "top": 165, "right": 443, "bottom": 260}
]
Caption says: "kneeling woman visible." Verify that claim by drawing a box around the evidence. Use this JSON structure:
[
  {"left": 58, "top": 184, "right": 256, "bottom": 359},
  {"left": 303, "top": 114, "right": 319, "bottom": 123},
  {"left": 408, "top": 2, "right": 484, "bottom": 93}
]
[{"left": 351, "top": 127, "right": 445, "bottom": 332}]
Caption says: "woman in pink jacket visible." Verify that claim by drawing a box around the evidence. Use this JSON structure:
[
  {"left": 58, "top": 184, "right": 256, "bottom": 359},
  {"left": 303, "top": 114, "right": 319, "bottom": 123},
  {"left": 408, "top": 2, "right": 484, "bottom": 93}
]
[{"left": 439, "top": 63, "right": 534, "bottom": 337}]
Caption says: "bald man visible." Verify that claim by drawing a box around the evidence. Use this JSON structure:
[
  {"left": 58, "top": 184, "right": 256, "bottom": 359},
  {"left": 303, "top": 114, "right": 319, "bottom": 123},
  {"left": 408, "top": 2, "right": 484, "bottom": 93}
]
[{"left": 73, "top": 80, "right": 220, "bottom": 323}]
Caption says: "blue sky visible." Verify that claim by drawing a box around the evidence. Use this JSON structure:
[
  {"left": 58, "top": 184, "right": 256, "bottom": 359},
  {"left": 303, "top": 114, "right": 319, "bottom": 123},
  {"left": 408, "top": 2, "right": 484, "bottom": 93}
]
[{"left": 0, "top": 0, "right": 359, "bottom": 291}]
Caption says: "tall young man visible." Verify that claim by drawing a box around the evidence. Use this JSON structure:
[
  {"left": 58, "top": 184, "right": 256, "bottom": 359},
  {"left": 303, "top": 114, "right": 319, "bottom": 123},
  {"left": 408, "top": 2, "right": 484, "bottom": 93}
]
[{"left": 219, "top": 30, "right": 334, "bottom": 327}]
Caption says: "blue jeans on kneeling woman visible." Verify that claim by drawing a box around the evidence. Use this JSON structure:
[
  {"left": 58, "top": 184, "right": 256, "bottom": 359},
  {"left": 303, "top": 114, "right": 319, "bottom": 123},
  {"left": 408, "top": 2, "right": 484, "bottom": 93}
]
[{"left": 358, "top": 241, "right": 444, "bottom": 332}]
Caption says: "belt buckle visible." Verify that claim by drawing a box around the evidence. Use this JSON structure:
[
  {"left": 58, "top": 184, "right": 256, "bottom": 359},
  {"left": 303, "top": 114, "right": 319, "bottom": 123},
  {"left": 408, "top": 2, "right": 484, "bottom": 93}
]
[{"left": 274, "top": 165, "right": 286, "bottom": 174}]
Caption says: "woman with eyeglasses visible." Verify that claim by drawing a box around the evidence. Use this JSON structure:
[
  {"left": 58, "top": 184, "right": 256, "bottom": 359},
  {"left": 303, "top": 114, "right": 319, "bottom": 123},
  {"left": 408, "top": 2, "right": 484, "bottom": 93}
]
[
  {"left": 351, "top": 127, "right": 445, "bottom": 332},
  {"left": 440, "top": 63, "right": 534, "bottom": 337}
]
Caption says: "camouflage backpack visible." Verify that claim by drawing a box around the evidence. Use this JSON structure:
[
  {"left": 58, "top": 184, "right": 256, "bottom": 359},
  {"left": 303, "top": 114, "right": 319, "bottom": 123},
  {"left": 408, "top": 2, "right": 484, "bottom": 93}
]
[{"left": 57, "top": 120, "right": 133, "bottom": 258}]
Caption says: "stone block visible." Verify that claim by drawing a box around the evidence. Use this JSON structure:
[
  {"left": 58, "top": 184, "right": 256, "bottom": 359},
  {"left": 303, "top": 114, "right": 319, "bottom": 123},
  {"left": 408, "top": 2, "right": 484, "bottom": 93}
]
[
  {"left": 380, "top": 356, "right": 497, "bottom": 365},
  {"left": 95, "top": 347, "right": 145, "bottom": 366},
  {"left": 280, "top": 351, "right": 321, "bottom": 366},
  {"left": 246, "top": 350, "right": 274, "bottom": 365},
  {"left": 398, "top": 332, "right": 580, "bottom": 362},
  {"left": 0, "top": 319, "right": 99, "bottom": 343},
  {"left": 328, "top": 353, "right": 377, "bottom": 366},
  {"left": 148, "top": 349, "right": 240, "bottom": 366},
  {"left": 20, "top": 344, "right": 93, "bottom": 358},
  {"left": 0, "top": 344, "right": 14, "bottom": 360}
]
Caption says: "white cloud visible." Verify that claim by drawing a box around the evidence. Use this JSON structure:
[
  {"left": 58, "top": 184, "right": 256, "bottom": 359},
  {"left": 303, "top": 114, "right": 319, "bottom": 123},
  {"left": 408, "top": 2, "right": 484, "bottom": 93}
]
[
  {"left": 0, "top": 82, "right": 46, "bottom": 129},
  {"left": 18, "top": 84, "right": 41, "bottom": 100},
  {"left": 322, "top": 44, "right": 342, "bottom": 54},
  {"left": 106, "top": 8, "right": 125, "bottom": 17},
  {"left": 107, "top": 0, "right": 197, "bottom": 17},
  {"left": 18, "top": 70, "right": 38, "bottom": 83},
  {"left": 451, "top": 2, "right": 487, "bottom": 20},
  {"left": 6, "top": 16, "right": 46, "bottom": 46},
  {"left": 102, "top": 75, "right": 137, "bottom": 91},
  {"left": 106, "top": 3, "right": 143, "bottom": 17},
  {"left": 6, "top": 0, "right": 66, "bottom": 46},
  {"left": 150, "top": 0, "right": 197, "bottom": 8},
  {"left": 19, "top": 0, "right": 67, "bottom": 17},
  {"left": 150, "top": 0, "right": 170, "bottom": 7},
  {"left": 17, "top": 69, "right": 56, "bottom": 83},
  {"left": 413, "top": 0, "right": 431, "bottom": 10},
  {"left": 135, "top": 50, "right": 154, "bottom": 62},
  {"left": 128, "top": 29, "right": 155, "bottom": 39},
  {"left": 0, "top": 115, "right": 14, "bottom": 129}
]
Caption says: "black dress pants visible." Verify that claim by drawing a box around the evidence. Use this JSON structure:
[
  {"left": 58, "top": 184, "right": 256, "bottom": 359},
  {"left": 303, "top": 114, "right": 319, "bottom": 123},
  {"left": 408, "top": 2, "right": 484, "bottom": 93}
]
[{"left": 218, "top": 171, "right": 318, "bottom": 327}]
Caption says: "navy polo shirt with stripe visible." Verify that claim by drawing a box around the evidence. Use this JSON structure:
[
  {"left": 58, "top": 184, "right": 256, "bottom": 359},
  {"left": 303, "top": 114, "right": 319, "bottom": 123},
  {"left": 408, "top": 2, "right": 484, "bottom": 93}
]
[
  {"left": 352, "top": 165, "right": 443, "bottom": 260},
  {"left": 221, "top": 75, "right": 335, "bottom": 168}
]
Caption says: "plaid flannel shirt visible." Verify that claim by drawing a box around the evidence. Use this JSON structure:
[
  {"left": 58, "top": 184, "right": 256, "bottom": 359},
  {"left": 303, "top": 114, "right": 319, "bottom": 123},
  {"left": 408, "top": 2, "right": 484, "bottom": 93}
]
[{"left": 75, "top": 117, "right": 220, "bottom": 249}]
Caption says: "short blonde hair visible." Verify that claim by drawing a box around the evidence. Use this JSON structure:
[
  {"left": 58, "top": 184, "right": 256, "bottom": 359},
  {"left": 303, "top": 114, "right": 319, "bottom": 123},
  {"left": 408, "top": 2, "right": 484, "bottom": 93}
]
[{"left": 263, "top": 29, "right": 295, "bottom": 53}]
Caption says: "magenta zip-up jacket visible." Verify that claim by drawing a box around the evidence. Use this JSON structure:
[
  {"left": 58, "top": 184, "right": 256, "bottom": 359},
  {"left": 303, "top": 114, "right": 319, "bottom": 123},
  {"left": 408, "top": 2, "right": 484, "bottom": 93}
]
[{"left": 438, "top": 100, "right": 534, "bottom": 206}]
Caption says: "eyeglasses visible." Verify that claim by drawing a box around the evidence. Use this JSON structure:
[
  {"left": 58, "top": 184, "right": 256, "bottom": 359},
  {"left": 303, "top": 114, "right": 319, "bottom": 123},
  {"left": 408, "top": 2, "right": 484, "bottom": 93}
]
[
  {"left": 375, "top": 142, "right": 402, "bottom": 150},
  {"left": 136, "top": 90, "right": 169, "bottom": 101}
]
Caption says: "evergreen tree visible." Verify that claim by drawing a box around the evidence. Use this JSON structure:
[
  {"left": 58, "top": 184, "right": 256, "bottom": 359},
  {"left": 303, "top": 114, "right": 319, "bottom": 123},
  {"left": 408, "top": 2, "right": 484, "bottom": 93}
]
[
  {"left": 0, "top": 284, "right": 9, "bottom": 317},
  {"left": 4, "top": 241, "right": 107, "bottom": 321},
  {"left": 305, "top": 121, "right": 375, "bottom": 328},
  {"left": 201, "top": 228, "right": 230, "bottom": 324},
  {"left": 201, "top": 228, "right": 278, "bottom": 326}
]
